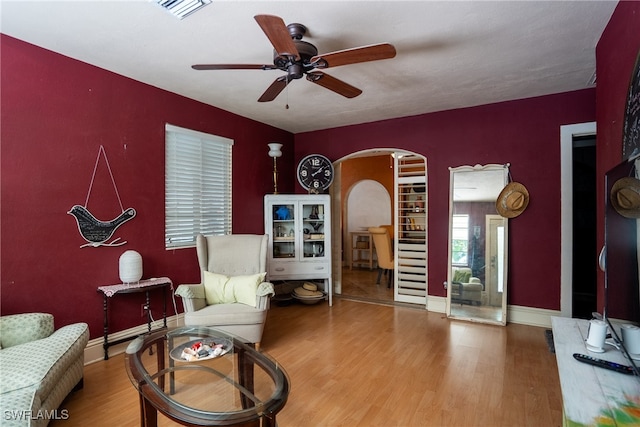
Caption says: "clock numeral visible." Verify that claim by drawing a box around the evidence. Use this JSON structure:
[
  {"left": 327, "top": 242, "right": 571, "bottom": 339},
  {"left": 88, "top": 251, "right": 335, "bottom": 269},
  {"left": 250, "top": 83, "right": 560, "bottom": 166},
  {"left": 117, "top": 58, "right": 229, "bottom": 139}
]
[
  {"left": 311, "top": 158, "right": 321, "bottom": 166},
  {"left": 313, "top": 181, "right": 320, "bottom": 188},
  {"left": 325, "top": 170, "right": 331, "bottom": 177},
  {"left": 301, "top": 170, "right": 308, "bottom": 177}
]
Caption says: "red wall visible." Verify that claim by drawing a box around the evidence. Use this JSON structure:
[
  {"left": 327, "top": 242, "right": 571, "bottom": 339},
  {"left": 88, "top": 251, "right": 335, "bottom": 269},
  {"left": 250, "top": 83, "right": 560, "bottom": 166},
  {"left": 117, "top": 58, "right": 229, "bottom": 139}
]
[
  {"left": 0, "top": 35, "right": 294, "bottom": 337},
  {"left": 295, "top": 90, "right": 596, "bottom": 309},
  {"left": 7, "top": 3, "right": 639, "bottom": 333},
  {"left": 595, "top": 1, "right": 640, "bottom": 317}
]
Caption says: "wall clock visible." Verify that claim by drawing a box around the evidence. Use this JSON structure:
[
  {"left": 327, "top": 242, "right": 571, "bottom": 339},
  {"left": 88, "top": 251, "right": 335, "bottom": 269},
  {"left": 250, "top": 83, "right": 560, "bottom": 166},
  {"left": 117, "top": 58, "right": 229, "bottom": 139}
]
[{"left": 297, "top": 154, "right": 334, "bottom": 193}]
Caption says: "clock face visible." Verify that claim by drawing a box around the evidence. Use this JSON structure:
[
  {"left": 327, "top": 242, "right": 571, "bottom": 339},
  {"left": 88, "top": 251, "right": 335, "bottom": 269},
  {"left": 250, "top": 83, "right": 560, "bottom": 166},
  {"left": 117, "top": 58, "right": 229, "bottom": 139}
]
[{"left": 297, "top": 154, "right": 334, "bottom": 191}]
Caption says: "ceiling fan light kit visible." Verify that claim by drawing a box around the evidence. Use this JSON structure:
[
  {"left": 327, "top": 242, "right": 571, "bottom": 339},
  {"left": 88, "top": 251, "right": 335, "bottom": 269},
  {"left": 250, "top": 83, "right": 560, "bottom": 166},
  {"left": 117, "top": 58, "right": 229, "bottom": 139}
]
[
  {"left": 192, "top": 14, "right": 397, "bottom": 103},
  {"left": 153, "top": 0, "right": 211, "bottom": 20}
]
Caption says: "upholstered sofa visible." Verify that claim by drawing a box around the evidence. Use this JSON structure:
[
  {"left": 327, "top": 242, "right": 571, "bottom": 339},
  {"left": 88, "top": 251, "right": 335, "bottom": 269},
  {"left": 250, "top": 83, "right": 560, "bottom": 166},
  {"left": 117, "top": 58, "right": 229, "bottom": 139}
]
[
  {"left": 0, "top": 313, "right": 89, "bottom": 427},
  {"left": 451, "top": 267, "right": 483, "bottom": 305}
]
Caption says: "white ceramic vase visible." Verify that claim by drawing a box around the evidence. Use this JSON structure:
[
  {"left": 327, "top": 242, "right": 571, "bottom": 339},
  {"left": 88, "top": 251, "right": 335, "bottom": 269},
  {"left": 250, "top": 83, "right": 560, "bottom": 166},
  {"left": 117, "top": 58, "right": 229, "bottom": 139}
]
[{"left": 119, "top": 250, "right": 142, "bottom": 283}]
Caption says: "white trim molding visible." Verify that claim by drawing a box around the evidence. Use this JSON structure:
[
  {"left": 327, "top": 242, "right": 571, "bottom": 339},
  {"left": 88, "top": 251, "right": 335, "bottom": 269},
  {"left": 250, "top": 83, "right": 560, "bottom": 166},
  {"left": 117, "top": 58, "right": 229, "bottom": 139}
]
[
  {"left": 83, "top": 314, "right": 184, "bottom": 364},
  {"left": 560, "top": 122, "right": 597, "bottom": 318}
]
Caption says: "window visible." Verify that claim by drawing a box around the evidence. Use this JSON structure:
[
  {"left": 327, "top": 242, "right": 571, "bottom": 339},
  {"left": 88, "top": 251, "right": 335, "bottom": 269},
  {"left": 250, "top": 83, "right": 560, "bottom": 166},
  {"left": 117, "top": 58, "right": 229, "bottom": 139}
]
[
  {"left": 451, "top": 214, "right": 469, "bottom": 265},
  {"left": 165, "top": 124, "right": 233, "bottom": 249}
]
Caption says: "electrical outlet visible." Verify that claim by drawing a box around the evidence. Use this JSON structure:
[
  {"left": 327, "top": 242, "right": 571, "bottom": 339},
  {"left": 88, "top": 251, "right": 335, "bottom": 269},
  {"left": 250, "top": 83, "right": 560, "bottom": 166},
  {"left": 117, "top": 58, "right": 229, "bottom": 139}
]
[{"left": 141, "top": 304, "right": 149, "bottom": 317}]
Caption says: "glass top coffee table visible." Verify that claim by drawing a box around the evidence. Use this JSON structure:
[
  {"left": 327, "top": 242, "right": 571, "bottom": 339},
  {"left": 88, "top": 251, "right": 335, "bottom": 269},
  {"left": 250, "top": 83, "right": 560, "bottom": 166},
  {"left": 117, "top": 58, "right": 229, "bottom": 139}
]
[{"left": 125, "top": 326, "right": 289, "bottom": 427}]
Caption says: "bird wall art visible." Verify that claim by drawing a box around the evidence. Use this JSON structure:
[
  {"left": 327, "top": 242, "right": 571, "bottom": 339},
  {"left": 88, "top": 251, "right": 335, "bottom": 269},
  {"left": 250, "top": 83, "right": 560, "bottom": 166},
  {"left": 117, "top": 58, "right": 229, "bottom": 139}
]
[
  {"left": 68, "top": 145, "right": 136, "bottom": 248},
  {"left": 68, "top": 205, "right": 136, "bottom": 248}
]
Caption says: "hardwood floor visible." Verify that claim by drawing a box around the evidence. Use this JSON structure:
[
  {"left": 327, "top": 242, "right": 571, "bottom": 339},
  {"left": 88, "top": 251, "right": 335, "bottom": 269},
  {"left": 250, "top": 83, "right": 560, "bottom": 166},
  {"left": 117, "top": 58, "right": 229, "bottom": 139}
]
[
  {"left": 52, "top": 295, "right": 562, "bottom": 427},
  {"left": 340, "top": 266, "right": 394, "bottom": 303}
]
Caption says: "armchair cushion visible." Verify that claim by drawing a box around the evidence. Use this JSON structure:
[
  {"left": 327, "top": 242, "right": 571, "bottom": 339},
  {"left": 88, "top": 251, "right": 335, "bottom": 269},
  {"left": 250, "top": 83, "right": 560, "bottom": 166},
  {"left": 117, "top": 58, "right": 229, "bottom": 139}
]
[{"left": 203, "top": 271, "right": 266, "bottom": 307}]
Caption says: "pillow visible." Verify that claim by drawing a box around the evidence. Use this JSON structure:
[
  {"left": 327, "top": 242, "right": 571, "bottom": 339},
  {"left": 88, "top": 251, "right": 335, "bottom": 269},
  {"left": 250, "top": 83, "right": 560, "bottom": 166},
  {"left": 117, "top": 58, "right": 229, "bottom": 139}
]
[
  {"left": 452, "top": 269, "right": 471, "bottom": 284},
  {"left": 203, "top": 271, "right": 266, "bottom": 307}
]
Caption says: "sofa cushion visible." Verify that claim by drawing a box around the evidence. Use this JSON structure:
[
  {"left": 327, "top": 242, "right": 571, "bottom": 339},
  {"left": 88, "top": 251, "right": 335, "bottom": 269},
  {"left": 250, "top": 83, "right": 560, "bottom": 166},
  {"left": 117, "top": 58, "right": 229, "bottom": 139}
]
[
  {"left": 0, "top": 313, "right": 54, "bottom": 349},
  {"left": 0, "top": 386, "right": 40, "bottom": 427},
  {"left": 452, "top": 268, "right": 471, "bottom": 284},
  {"left": 0, "top": 322, "right": 88, "bottom": 398}
]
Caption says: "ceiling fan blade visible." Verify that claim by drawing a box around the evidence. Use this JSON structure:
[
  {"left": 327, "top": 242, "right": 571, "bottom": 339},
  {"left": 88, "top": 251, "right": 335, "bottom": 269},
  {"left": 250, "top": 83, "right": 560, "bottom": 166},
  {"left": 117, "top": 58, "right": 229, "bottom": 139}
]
[
  {"left": 192, "top": 64, "right": 279, "bottom": 70},
  {"left": 306, "top": 71, "right": 362, "bottom": 98},
  {"left": 310, "top": 43, "right": 396, "bottom": 69},
  {"left": 254, "top": 14, "right": 300, "bottom": 60},
  {"left": 258, "top": 75, "right": 292, "bottom": 102}
]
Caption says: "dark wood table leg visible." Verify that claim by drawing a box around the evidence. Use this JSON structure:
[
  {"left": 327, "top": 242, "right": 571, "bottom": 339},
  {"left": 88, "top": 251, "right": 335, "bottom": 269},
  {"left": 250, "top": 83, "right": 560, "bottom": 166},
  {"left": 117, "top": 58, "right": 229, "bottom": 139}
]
[
  {"left": 157, "top": 340, "right": 165, "bottom": 392},
  {"left": 263, "top": 415, "right": 277, "bottom": 427},
  {"left": 237, "top": 347, "right": 255, "bottom": 409},
  {"left": 141, "top": 395, "right": 158, "bottom": 427},
  {"left": 103, "top": 294, "right": 109, "bottom": 360},
  {"left": 162, "top": 286, "right": 167, "bottom": 329}
]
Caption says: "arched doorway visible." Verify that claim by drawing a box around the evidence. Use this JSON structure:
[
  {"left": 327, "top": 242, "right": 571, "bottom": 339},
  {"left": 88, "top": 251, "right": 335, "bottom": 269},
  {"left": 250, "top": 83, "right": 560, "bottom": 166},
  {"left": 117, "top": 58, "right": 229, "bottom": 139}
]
[{"left": 330, "top": 149, "right": 427, "bottom": 305}]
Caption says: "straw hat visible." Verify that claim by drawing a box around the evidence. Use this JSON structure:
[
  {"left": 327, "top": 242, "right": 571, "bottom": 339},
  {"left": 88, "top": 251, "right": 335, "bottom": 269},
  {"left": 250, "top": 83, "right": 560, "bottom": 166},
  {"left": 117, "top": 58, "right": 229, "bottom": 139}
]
[
  {"left": 496, "top": 182, "right": 529, "bottom": 218},
  {"left": 610, "top": 177, "right": 640, "bottom": 218},
  {"left": 293, "top": 282, "right": 324, "bottom": 298}
]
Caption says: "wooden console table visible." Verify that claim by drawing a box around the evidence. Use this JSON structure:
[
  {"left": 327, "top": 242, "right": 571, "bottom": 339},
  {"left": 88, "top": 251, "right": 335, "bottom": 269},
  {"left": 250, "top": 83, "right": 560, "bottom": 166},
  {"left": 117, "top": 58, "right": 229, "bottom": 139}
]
[
  {"left": 551, "top": 316, "right": 640, "bottom": 426},
  {"left": 98, "top": 277, "right": 173, "bottom": 360}
]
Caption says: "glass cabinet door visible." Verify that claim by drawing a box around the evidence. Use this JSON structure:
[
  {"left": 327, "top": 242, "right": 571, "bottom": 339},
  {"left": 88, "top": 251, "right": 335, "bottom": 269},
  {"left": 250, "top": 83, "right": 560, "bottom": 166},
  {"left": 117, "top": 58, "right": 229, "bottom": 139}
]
[
  {"left": 272, "top": 204, "right": 296, "bottom": 258},
  {"left": 302, "top": 203, "right": 326, "bottom": 259}
]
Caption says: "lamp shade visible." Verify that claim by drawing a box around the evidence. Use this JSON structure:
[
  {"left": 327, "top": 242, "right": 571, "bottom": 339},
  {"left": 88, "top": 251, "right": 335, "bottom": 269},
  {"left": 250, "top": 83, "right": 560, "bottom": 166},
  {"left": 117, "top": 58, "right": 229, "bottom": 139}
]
[
  {"left": 119, "top": 250, "right": 142, "bottom": 283},
  {"left": 268, "top": 143, "right": 283, "bottom": 158}
]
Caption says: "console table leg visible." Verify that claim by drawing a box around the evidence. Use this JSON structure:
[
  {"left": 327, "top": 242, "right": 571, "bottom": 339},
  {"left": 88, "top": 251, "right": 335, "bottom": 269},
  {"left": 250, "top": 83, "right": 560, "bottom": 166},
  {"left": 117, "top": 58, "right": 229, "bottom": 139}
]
[
  {"left": 103, "top": 295, "right": 109, "bottom": 360},
  {"left": 145, "top": 291, "right": 152, "bottom": 334},
  {"left": 162, "top": 286, "right": 167, "bottom": 329}
]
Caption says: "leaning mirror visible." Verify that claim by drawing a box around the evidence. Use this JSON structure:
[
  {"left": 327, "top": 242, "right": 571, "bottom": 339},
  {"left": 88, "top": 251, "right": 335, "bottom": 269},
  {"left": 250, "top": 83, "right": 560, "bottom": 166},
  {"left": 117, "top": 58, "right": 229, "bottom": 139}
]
[{"left": 446, "top": 164, "right": 509, "bottom": 325}]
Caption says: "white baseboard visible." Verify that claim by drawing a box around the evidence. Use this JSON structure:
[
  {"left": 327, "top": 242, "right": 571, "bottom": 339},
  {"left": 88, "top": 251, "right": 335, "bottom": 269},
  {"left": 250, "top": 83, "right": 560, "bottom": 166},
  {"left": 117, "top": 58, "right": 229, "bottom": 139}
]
[
  {"left": 427, "top": 295, "right": 559, "bottom": 328},
  {"left": 508, "top": 305, "right": 561, "bottom": 328},
  {"left": 427, "top": 295, "right": 447, "bottom": 313},
  {"left": 84, "top": 314, "right": 184, "bottom": 365}
]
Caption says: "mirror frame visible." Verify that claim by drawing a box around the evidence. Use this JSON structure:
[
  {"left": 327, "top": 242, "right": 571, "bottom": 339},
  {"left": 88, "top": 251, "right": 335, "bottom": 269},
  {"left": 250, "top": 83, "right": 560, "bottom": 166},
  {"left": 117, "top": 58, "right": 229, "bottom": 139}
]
[{"left": 446, "top": 163, "right": 509, "bottom": 325}]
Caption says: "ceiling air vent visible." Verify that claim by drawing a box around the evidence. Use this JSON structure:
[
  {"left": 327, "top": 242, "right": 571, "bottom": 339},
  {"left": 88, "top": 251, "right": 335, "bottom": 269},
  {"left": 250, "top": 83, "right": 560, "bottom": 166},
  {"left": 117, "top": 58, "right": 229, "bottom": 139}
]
[{"left": 153, "top": 0, "right": 211, "bottom": 19}]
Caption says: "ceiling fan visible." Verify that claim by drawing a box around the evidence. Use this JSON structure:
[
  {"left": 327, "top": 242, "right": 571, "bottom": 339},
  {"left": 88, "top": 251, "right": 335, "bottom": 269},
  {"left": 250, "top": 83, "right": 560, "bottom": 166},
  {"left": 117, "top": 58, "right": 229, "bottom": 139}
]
[{"left": 192, "top": 14, "right": 397, "bottom": 102}]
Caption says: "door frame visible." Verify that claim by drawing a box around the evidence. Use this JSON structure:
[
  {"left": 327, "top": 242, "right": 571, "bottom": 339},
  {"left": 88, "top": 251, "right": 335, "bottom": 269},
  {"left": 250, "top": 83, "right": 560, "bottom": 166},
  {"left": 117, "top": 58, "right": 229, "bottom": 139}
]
[
  {"left": 560, "top": 121, "right": 597, "bottom": 317},
  {"left": 330, "top": 148, "right": 426, "bottom": 303}
]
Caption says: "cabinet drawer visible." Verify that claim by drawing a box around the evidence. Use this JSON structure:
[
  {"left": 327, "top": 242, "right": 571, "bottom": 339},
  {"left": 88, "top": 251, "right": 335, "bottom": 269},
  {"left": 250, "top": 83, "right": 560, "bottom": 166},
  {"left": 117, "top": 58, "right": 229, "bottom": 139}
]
[{"left": 269, "top": 261, "right": 330, "bottom": 277}]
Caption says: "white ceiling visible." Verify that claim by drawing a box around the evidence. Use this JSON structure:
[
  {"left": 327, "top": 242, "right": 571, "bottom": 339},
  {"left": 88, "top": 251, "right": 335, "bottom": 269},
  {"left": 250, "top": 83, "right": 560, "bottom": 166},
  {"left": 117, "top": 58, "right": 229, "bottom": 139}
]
[{"left": 0, "top": 0, "right": 617, "bottom": 133}]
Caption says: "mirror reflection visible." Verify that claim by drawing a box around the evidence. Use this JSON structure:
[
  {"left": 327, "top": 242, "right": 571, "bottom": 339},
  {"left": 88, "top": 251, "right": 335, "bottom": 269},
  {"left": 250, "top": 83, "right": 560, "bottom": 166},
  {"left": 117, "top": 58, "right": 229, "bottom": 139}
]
[{"left": 447, "top": 164, "right": 509, "bottom": 325}]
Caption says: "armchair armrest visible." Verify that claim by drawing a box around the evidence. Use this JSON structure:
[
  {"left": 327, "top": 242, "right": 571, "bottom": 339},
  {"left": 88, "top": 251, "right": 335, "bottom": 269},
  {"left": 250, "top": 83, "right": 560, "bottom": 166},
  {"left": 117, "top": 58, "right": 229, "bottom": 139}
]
[
  {"left": 256, "top": 281, "right": 275, "bottom": 310},
  {"left": 175, "top": 284, "right": 207, "bottom": 312},
  {"left": 0, "top": 313, "right": 54, "bottom": 348}
]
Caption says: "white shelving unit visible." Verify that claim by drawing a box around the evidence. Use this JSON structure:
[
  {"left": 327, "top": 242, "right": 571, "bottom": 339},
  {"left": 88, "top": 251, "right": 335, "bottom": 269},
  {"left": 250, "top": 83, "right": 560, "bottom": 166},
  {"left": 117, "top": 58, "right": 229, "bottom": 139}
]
[{"left": 264, "top": 194, "right": 332, "bottom": 305}]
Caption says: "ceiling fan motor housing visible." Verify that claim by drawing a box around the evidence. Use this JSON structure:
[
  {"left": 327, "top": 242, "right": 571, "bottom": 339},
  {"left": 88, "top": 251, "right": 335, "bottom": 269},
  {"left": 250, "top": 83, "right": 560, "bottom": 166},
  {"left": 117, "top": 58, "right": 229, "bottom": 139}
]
[{"left": 273, "top": 39, "right": 318, "bottom": 79}]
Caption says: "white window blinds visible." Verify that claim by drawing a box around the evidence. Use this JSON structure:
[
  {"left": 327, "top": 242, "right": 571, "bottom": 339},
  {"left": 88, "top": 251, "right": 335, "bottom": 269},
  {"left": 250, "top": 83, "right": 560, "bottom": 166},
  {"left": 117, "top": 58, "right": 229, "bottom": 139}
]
[{"left": 165, "top": 124, "right": 233, "bottom": 249}]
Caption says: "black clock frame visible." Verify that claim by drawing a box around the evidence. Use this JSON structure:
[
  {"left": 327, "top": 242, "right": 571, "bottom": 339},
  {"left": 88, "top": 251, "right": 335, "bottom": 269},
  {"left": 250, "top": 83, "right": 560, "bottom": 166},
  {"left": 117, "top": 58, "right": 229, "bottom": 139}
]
[{"left": 297, "top": 154, "right": 334, "bottom": 192}]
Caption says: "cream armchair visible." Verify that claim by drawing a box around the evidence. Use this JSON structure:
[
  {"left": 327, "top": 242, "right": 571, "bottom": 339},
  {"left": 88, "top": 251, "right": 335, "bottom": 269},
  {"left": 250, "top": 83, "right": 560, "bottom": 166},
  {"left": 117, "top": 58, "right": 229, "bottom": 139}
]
[
  {"left": 175, "top": 234, "right": 275, "bottom": 347},
  {"left": 451, "top": 267, "right": 483, "bottom": 305}
]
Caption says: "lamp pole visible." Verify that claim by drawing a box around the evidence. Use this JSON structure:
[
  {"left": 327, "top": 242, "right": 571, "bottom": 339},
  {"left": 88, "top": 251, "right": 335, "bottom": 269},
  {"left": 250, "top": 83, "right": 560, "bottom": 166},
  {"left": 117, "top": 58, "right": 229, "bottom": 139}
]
[{"left": 267, "top": 143, "right": 283, "bottom": 194}]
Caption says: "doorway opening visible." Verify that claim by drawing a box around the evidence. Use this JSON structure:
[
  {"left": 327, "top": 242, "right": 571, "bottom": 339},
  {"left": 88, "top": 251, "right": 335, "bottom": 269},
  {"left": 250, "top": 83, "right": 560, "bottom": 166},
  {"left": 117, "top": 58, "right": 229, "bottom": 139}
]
[
  {"left": 560, "top": 121, "right": 597, "bottom": 318},
  {"left": 572, "top": 135, "right": 597, "bottom": 318},
  {"left": 330, "top": 149, "right": 427, "bottom": 305}
]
